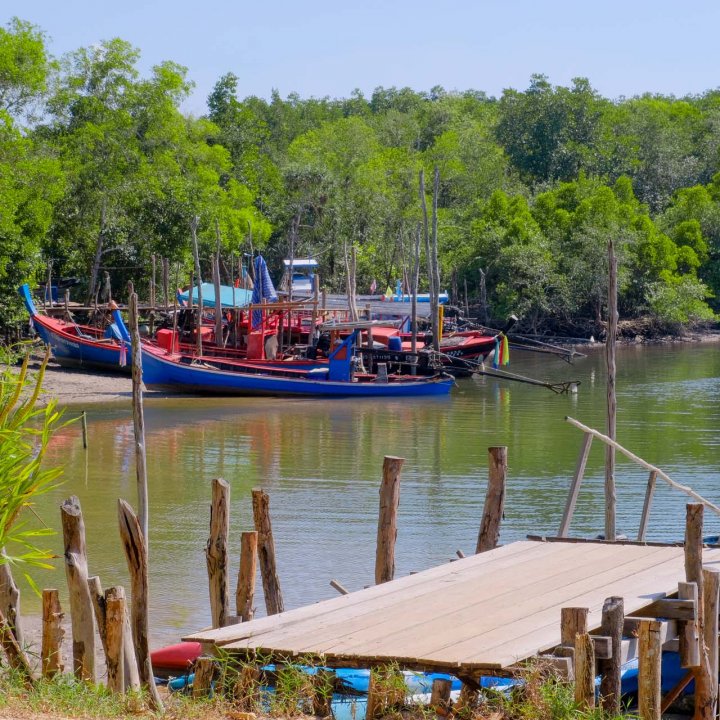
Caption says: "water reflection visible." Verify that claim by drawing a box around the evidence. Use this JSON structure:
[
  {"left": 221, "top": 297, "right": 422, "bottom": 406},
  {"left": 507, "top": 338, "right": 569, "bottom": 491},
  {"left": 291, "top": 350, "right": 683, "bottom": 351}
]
[{"left": 22, "top": 343, "right": 720, "bottom": 645}]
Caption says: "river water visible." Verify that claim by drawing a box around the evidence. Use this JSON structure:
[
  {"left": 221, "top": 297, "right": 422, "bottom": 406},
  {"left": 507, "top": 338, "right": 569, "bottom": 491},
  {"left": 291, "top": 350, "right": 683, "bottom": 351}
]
[{"left": 21, "top": 342, "right": 720, "bottom": 646}]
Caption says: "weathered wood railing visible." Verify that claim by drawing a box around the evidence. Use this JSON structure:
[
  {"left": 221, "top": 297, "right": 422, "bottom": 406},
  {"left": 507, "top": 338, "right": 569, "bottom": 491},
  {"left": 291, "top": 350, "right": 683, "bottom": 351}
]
[{"left": 559, "top": 416, "right": 720, "bottom": 539}]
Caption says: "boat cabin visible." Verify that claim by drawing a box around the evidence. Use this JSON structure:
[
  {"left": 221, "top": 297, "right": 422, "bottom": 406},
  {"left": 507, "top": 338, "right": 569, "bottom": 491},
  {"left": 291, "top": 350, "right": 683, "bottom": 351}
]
[{"left": 283, "top": 258, "right": 317, "bottom": 295}]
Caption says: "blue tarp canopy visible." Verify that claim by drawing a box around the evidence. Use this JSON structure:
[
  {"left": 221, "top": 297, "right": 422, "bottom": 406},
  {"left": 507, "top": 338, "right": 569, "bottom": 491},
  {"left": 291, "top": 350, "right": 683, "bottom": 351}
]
[{"left": 178, "top": 283, "right": 253, "bottom": 309}]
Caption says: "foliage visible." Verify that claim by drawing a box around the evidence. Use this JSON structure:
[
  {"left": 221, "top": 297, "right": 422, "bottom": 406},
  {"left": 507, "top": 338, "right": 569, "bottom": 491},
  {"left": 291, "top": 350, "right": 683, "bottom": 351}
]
[
  {"left": 3, "top": 17, "right": 720, "bottom": 333},
  {"left": 0, "top": 348, "right": 68, "bottom": 580}
]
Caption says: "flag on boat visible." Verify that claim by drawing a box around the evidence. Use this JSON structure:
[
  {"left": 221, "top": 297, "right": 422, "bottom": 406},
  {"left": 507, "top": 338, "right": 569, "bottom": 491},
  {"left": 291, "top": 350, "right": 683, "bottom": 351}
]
[
  {"left": 492, "top": 335, "right": 510, "bottom": 369},
  {"left": 251, "top": 255, "right": 278, "bottom": 329}
]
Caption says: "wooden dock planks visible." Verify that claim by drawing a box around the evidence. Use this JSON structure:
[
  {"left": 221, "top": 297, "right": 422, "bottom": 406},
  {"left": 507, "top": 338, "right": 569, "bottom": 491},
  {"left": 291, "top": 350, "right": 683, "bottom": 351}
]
[{"left": 184, "top": 540, "right": 720, "bottom": 674}]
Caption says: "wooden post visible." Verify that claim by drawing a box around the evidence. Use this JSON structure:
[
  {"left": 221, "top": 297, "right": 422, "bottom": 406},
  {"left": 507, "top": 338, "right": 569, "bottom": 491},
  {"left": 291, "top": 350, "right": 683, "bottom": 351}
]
[
  {"left": 117, "top": 499, "right": 163, "bottom": 711},
  {"left": 41, "top": 589, "right": 64, "bottom": 678},
  {"left": 193, "top": 657, "right": 216, "bottom": 698},
  {"left": 81, "top": 410, "right": 88, "bottom": 450},
  {"left": 558, "top": 433, "right": 593, "bottom": 537},
  {"left": 638, "top": 619, "right": 662, "bottom": 720},
  {"left": 190, "top": 215, "right": 203, "bottom": 357},
  {"left": 87, "top": 575, "right": 108, "bottom": 660},
  {"left": 60, "top": 495, "right": 96, "bottom": 681},
  {"left": 213, "top": 220, "right": 223, "bottom": 347},
  {"left": 561, "top": 607, "right": 589, "bottom": 646},
  {"left": 234, "top": 665, "right": 260, "bottom": 710},
  {"left": 207, "top": 478, "right": 230, "bottom": 628},
  {"left": 574, "top": 632, "right": 595, "bottom": 709},
  {"left": 0, "top": 606, "right": 33, "bottom": 681},
  {"left": 128, "top": 292, "right": 149, "bottom": 545},
  {"left": 312, "top": 669, "right": 334, "bottom": 716},
  {"left": 162, "top": 257, "right": 169, "bottom": 312},
  {"left": 430, "top": 677, "right": 452, "bottom": 714},
  {"left": 679, "top": 581, "right": 700, "bottom": 668},
  {"left": 598, "top": 596, "right": 624, "bottom": 713},
  {"left": 637, "top": 470, "right": 658, "bottom": 541},
  {"left": 0, "top": 561, "right": 23, "bottom": 647},
  {"left": 375, "top": 456, "right": 404, "bottom": 584},
  {"left": 105, "top": 586, "right": 126, "bottom": 693},
  {"left": 236, "top": 530, "right": 258, "bottom": 622},
  {"left": 410, "top": 225, "right": 421, "bottom": 357},
  {"left": 151, "top": 254, "right": 156, "bottom": 308},
  {"left": 605, "top": 238, "right": 618, "bottom": 541},
  {"left": 251, "top": 489, "right": 284, "bottom": 615},
  {"left": 696, "top": 567, "right": 720, "bottom": 719},
  {"left": 476, "top": 447, "right": 507, "bottom": 553}
]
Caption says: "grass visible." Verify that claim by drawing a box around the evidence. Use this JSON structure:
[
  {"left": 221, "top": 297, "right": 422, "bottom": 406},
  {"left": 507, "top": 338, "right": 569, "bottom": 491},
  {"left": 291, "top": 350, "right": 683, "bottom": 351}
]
[{"left": 0, "top": 657, "right": 643, "bottom": 720}]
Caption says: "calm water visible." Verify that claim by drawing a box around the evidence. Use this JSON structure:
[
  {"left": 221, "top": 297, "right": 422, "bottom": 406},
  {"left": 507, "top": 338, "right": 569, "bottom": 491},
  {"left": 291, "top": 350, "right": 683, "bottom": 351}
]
[{"left": 20, "top": 342, "right": 720, "bottom": 646}]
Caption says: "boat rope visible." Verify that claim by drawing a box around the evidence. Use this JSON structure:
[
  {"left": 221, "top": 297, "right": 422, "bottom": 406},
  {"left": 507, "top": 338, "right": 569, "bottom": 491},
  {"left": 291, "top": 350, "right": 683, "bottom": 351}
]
[
  {"left": 566, "top": 416, "right": 720, "bottom": 517},
  {"left": 434, "top": 350, "right": 581, "bottom": 394}
]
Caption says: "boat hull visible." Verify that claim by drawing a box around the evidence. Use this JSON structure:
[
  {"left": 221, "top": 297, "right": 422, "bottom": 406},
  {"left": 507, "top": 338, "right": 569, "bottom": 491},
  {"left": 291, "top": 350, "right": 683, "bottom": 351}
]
[{"left": 142, "top": 346, "right": 453, "bottom": 398}]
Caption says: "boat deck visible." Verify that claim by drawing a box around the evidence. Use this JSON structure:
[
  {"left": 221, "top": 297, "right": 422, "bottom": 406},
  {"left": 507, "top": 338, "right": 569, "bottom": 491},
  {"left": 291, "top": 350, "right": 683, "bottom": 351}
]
[{"left": 185, "top": 539, "right": 720, "bottom": 676}]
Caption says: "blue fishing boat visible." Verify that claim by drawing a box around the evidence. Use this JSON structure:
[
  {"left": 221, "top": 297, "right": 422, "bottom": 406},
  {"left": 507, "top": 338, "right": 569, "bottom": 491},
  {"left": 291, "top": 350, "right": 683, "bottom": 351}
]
[
  {"left": 19, "top": 284, "right": 131, "bottom": 373},
  {"left": 141, "top": 330, "right": 454, "bottom": 398},
  {"left": 177, "top": 283, "right": 254, "bottom": 308}
]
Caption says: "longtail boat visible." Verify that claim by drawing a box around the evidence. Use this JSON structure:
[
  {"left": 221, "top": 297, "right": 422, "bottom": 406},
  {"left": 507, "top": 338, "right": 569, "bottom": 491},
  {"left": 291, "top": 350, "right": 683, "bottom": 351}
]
[
  {"left": 141, "top": 330, "right": 454, "bottom": 398},
  {"left": 20, "top": 283, "right": 132, "bottom": 373}
]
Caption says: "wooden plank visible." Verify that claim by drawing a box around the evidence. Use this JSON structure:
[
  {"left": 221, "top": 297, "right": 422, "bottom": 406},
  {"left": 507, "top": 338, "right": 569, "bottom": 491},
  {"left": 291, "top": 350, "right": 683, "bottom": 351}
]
[
  {"left": 258, "top": 542, "right": 604, "bottom": 654},
  {"left": 185, "top": 540, "right": 543, "bottom": 644},
  {"left": 307, "top": 545, "right": 674, "bottom": 660}
]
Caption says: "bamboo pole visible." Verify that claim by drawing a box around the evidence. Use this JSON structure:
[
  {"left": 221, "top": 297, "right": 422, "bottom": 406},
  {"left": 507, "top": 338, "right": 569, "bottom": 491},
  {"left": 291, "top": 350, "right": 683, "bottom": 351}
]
[
  {"left": 605, "top": 238, "right": 618, "bottom": 541},
  {"left": 60, "top": 495, "right": 96, "bottom": 681},
  {"left": 162, "top": 257, "right": 169, "bottom": 312},
  {"left": 117, "top": 499, "right": 163, "bottom": 711},
  {"left": 251, "top": 489, "right": 284, "bottom": 615},
  {"left": 375, "top": 456, "right": 405, "bottom": 584},
  {"left": 598, "top": 596, "right": 624, "bottom": 713},
  {"left": 476, "top": 447, "right": 507, "bottom": 553},
  {"left": 410, "top": 224, "right": 420, "bottom": 358},
  {"left": 638, "top": 619, "right": 662, "bottom": 720},
  {"left": 565, "top": 417, "right": 720, "bottom": 516},
  {"left": 128, "top": 292, "right": 149, "bottom": 544},
  {"left": 81, "top": 410, "right": 88, "bottom": 450},
  {"left": 105, "top": 586, "right": 126, "bottom": 693},
  {"left": 207, "top": 478, "right": 230, "bottom": 628},
  {"left": 430, "top": 167, "right": 441, "bottom": 351},
  {"left": 41, "top": 589, "right": 64, "bottom": 678},
  {"left": 575, "top": 632, "right": 595, "bottom": 709},
  {"left": 236, "top": 531, "right": 258, "bottom": 622}
]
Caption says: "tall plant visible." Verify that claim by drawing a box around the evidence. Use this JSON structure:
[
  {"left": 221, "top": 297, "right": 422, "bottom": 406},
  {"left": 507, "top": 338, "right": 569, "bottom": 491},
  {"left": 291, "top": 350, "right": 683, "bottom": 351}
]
[{"left": 0, "top": 347, "right": 67, "bottom": 582}]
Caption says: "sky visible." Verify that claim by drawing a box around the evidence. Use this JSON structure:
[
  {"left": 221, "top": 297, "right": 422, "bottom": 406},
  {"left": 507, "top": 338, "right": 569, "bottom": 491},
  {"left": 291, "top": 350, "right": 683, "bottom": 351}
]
[{"left": 4, "top": 0, "right": 720, "bottom": 115}]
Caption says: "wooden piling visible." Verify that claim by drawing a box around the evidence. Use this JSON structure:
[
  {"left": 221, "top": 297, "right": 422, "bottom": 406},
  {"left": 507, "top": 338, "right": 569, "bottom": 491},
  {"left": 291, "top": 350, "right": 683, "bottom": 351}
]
[
  {"left": 105, "top": 586, "right": 126, "bottom": 693},
  {"left": 190, "top": 215, "right": 203, "bottom": 357},
  {"left": 117, "top": 499, "right": 163, "bottom": 711},
  {"left": 60, "top": 495, "right": 96, "bottom": 681},
  {"left": 193, "top": 657, "right": 216, "bottom": 698},
  {"left": 236, "top": 530, "right": 258, "bottom": 622},
  {"left": 696, "top": 567, "right": 720, "bottom": 719},
  {"left": 162, "top": 257, "right": 169, "bottom": 311},
  {"left": 40, "top": 589, "right": 64, "bottom": 678},
  {"left": 213, "top": 221, "right": 223, "bottom": 347},
  {"left": 375, "top": 456, "right": 405, "bottom": 584},
  {"left": 251, "top": 489, "right": 284, "bottom": 615},
  {"left": 574, "top": 632, "right": 595, "bottom": 710},
  {"left": 605, "top": 238, "right": 618, "bottom": 542},
  {"left": 476, "top": 447, "right": 507, "bottom": 553},
  {"left": 234, "top": 664, "right": 261, "bottom": 709},
  {"left": 638, "top": 619, "right": 662, "bottom": 720},
  {"left": 87, "top": 575, "right": 107, "bottom": 658},
  {"left": 128, "top": 292, "right": 149, "bottom": 544},
  {"left": 598, "top": 596, "right": 624, "bottom": 714},
  {"left": 312, "top": 669, "right": 334, "bottom": 717},
  {"left": 0, "top": 606, "right": 33, "bottom": 681},
  {"left": 0, "top": 561, "right": 23, "bottom": 647},
  {"left": 207, "top": 478, "right": 230, "bottom": 628},
  {"left": 430, "top": 677, "right": 452, "bottom": 714},
  {"left": 679, "top": 581, "right": 700, "bottom": 668},
  {"left": 81, "top": 410, "right": 88, "bottom": 450}
]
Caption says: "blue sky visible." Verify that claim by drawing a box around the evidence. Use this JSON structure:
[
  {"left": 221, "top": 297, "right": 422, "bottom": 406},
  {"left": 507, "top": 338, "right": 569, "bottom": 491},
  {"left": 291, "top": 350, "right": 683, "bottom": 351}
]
[{"left": 4, "top": 0, "right": 720, "bottom": 115}]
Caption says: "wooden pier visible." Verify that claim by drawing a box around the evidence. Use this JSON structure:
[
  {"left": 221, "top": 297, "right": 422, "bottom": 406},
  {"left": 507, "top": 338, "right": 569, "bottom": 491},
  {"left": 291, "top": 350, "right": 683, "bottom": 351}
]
[{"left": 185, "top": 538, "right": 720, "bottom": 678}]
